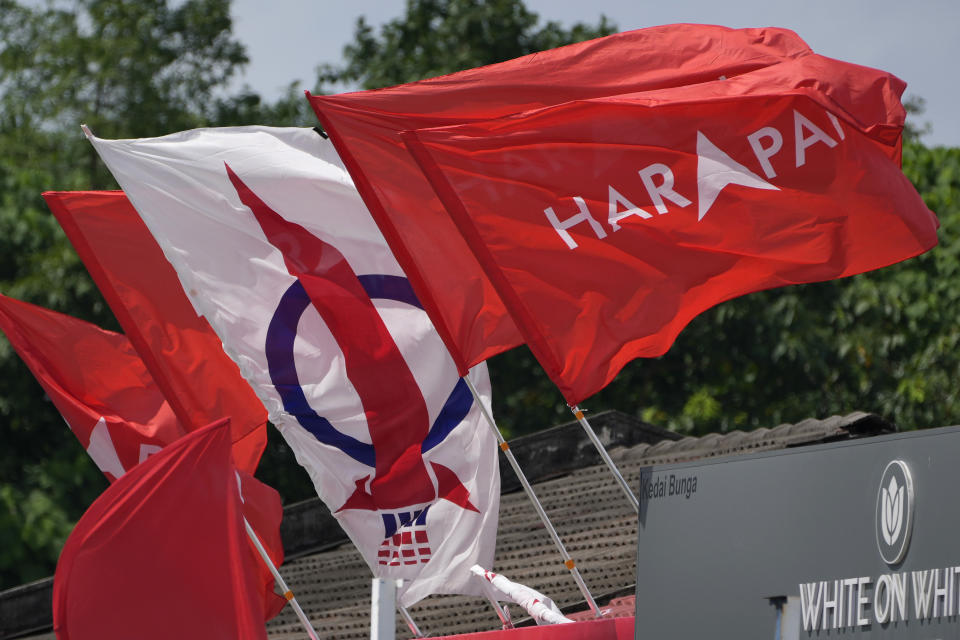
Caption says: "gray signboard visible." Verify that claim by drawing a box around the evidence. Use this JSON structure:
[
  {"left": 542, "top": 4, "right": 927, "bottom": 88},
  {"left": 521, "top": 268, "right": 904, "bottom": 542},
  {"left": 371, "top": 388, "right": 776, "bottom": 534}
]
[{"left": 634, "top": 426, "right": 960, "bottom": 638}]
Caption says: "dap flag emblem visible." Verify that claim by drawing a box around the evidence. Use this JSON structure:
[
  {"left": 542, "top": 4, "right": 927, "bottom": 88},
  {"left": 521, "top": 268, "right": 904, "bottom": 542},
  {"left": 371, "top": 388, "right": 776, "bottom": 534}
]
[
  {"left": 227, "top": 166, "right": 479, "bottom": 564},
  {"left": 87, "top": 126, "right": 499, "bottom": 605}
]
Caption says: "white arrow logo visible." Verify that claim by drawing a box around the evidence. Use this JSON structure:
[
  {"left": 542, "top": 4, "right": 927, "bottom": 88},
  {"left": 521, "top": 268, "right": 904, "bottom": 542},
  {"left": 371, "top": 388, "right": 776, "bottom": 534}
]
[{"left": 696, "top": 131, "right": 778, "bottom": 221}]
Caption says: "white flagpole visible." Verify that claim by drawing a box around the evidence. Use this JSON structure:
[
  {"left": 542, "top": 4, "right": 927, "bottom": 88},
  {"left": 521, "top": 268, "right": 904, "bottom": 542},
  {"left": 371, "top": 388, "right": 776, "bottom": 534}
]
[
  {"left": 568, "top": 405, "right": 639, "bottom": 513},
  {"left": 371, "top": 578, "right": 396, "bottom": 640},
  {"left": 244, "top": 517, "right": 320, "bottom": 640},
  {"left": 465, "top": 376, "right": 601, "bottom": 617}
]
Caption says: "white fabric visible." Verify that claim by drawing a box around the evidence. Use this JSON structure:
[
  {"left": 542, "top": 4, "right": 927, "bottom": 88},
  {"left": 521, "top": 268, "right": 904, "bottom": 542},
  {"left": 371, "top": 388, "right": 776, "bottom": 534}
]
[
  {"left": 471, "top": 565, "right": 573, "bottom": 625},
  {"left": 89, "top": 126, "right": 499, "bottom": 606},
  {"left": 85, "top": 417, "right": 126, "bottom": 479}
]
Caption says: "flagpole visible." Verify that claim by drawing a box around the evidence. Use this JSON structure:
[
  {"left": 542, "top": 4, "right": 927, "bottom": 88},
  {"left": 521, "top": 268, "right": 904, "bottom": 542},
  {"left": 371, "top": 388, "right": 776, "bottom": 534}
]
[
  {"left": 568, "top": 405, "right": 639, "bottom": 513},
  {"left": 484, "top": 594, "right": 513, "bottom": 630},
  {"left": 464, "top": 375, "right": 601, "bottom": 618},
  {"left": 371, "top": 578, "right": 396, "bottom": 640},
  {"left": 243, "top": 517, "right": 320, "bottom": 640},
  {"left": 398, "top": 605, "right": 425, "bottom": 638}
]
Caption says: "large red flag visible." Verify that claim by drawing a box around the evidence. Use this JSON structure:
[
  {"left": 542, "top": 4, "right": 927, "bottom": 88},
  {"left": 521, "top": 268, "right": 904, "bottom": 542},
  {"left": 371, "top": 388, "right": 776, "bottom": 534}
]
[
  {"left": 0, "top": 293, "right": 183, "bottom": 480},
  {"left": 308, "top": 24, "right": 814, "bottom": 372},
  {"left": 53, "top": 418, "right": 273, "bottom": 640},
  {"left": 401, "top": 53, "right": 938, "bottom": 404},
  {"left": 44, "top": 191, "right": 268, "bottom": 472}
]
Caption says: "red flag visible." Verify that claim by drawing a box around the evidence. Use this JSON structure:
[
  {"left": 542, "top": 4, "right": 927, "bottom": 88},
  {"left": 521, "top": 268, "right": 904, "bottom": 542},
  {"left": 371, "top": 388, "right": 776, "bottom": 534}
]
[
  {"left": 308, "top": 24, "right": 814, "bottom": 372},
  {"left": 44, "top": 191, "right": 268, "bottom": 472},
  {"left": 0, "top": 295, "right": 286, "bottom": 621},
  {"left": 53, "top": 419, "right": 273, "bottom": 640},
  {"left": 237, "top": 470, "right": 287, "bottom": 620},
  {"left": 0, "top": 294, "right": 183, "bottom": 481},
  {"left": 401, "top": 53, "right": 939, "bottom": 404}
]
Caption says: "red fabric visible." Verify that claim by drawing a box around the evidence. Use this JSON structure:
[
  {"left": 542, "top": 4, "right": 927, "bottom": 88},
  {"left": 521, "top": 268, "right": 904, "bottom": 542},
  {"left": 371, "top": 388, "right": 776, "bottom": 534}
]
[
  {"left": 44, "top": 191, "right": 268, "bottom": 472},
  {"left": 433, "top": 617, "right": 634, "bottom": 639},
  {"left": 402, "top": 54, "right": 938, "bottom": 404},
  {"left": 53, "top": 419, "right": 270, "bottom": 640},
  {"left": 237, "top": 470, "right": 288, "bottom": 620},
  {"left": 225, "top": 166, "right": 435, "bottom": 509},
  {"left": 0, "top": 294, "right": 183, "bottom": 481},
  {"left": 308, "top": 24, "right": 814, "bottom": 372},
  {"left": 0, "top": 297, "right": 286, "bottom": 624}
]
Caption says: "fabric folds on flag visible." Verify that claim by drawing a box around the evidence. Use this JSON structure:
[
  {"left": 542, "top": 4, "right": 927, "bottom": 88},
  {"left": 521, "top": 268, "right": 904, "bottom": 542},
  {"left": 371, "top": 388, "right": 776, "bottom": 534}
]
[
  {"left": 237, "top": 469, "right": 287, "bottom": 620},
  {"left": 0, "top": 295, "right": 286, "bottom": 620},
  {"left": 0, "top": 294, "right": 182, "bottom": 481},
  {"left": 53, "top": 419, "right": 272, "bottom": 640},
  {"left": 44, "top": 191, "right": 268, "bottom": 473},
  {"left": 307, "top": 24, "right": 815, "bottom": 372},
  {"left": 87, "top": 126, "right": 499, "bottom": 606},
  {"left": 401, "top": 53, "right": 938, "bottom": 404}
]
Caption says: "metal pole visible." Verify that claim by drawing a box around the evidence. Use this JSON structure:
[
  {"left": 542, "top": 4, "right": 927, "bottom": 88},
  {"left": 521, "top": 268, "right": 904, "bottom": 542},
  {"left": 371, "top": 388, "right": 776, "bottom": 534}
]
[
  {"left": 465, "top": 376, "right": 601, "bottom": 617},
  {"left": 371, "top": 578, "right": 397, "bottom": 640},
  {"left": 481, "top": 588, "right": 512, "bottom": 629},
  {"left": 568, "top": 405, "right": 639, "bottom": 513},
  {"left": 398, "top": 605, "right": 425, "bottom": 638},
  {"left": 244, "top": 518, "right": 320, "bottom": 640}
]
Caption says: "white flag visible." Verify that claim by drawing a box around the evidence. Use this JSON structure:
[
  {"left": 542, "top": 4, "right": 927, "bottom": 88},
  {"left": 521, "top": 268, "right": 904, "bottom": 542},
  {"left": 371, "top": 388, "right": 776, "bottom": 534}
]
[
  {"left": 88, "top": 126, "right": 499, "bottom": 606},
  {"left": 471, "top": 565, "right": 572, "bottom": 625}
]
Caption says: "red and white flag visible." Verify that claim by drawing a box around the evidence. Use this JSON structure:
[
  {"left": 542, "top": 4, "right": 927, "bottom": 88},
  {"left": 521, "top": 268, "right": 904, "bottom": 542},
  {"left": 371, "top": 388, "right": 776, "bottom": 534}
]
[
  {"left": 471, "top": 565, "right": 571, "bottom": 626},
  {"left": 44, "top": 191, "right": 268, "bottom": 473},
  {"left": 401, "top": 53, "right": 938, "bottom": 404},
  {"left": 87, "top": 126, "right": 499, "bottom": 606},
  {"left": 53, "top": 419, "right": 273, "bottom": 640},
  {"left": 0, "top": 294, "right": 287, "bottom": 619},
  {"left": 0, "top": 294, "right": 182, "bottom": 481},
  {"left": 308, "top": 24, "right": 815, "bottom": 372}
]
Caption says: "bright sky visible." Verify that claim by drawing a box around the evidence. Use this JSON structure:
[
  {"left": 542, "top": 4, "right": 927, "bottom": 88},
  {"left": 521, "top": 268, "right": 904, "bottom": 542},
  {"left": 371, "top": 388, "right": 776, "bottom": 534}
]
[{"left": 229, "top": 0, "right": 959, "bottom": 148}]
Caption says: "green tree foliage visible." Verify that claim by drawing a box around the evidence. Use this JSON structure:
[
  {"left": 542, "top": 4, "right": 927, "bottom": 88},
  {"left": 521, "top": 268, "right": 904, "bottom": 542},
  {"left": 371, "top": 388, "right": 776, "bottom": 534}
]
[
  {"left": 212, "top": 83, "right": 322, "bottom": 129},
  {"left": 321, "top": 0, "right": 615, "bottom": 89},
  {"left": 0, "top": 0, "right": 250, "bottom": 589}
]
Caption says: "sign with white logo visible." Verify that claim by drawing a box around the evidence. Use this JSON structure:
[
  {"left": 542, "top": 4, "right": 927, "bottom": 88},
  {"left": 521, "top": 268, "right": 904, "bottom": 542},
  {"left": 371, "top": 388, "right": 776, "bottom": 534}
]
[
  {"left": 634, "top": 426, "right": 960, "bottom": 639},
  {"left": 876, "top": 460, "right": 914, "bottom": 565}
]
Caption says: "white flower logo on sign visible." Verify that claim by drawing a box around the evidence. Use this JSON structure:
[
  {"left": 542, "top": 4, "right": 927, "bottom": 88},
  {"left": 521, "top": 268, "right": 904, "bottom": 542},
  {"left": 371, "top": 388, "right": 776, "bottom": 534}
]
[
  {"left": 876, "top": 460, "right": 914, "bottom": 565},
  {"left": 880, "top": 475, "right": 903, "bottom": 547}
]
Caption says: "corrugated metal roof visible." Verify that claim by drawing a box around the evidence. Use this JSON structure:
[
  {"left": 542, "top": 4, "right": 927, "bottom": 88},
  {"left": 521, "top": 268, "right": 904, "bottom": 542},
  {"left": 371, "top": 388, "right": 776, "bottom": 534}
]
[
  {"left": 264, "top": 411, "right": 893, "bottom": 639},
  {"left": 628, "top": 411, "right": 892, "bottom": 466}
]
